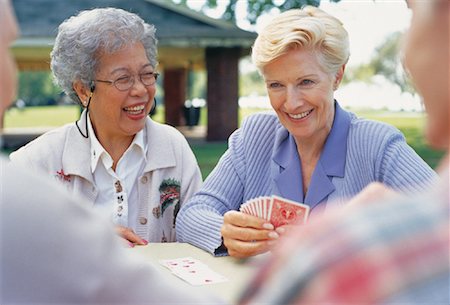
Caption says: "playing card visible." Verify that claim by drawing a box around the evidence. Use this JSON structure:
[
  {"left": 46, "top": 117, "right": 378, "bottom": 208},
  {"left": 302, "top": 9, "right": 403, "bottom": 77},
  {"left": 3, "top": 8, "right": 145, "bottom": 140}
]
[
  {"left": 270, "top": 195, "right": 309, "bottom": 227},
  {"left": 255, "top": 197, "right": 262, "bottom": 218},
  {"left": 159, "top": 257, "right": 196, "bottom": 271},
  {"left": 173, "top": 265, "right": 228, "bottom": 286},
  {"left": 264, "top": 196, "right": 272, "bottom": 220},
  {"left": 159, "top": 257, "right": 228, "bottom": 286},
  {"left": 249, "top": 198, "right": 257, "bottom": 216},
  {"left": 240, "top": 203, "right": 250, "bottom": 214},
  {"left": 261, "top": 197, "right": 267, "bottom": 219},
  {"left": 266, "top": 196, "right": 274, "bottom": 221}
]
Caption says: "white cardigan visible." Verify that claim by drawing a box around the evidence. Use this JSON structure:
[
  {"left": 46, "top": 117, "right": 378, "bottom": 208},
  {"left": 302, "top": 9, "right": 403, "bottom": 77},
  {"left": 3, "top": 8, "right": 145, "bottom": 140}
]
[{"left": 10, "top": 113, "right": 202, "bottom": 243}]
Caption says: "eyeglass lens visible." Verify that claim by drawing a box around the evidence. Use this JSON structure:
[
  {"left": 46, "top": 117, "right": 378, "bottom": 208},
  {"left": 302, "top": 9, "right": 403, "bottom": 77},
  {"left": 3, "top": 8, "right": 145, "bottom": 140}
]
[{"left": 114, "top": 72, "right": 158, "bottom": 91}]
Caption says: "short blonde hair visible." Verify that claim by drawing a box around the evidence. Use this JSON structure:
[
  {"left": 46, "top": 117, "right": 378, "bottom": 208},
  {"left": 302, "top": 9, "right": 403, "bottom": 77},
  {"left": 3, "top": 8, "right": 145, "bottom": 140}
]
[{"left": 252, "top": 6, "right": 349, "bottom": 74}]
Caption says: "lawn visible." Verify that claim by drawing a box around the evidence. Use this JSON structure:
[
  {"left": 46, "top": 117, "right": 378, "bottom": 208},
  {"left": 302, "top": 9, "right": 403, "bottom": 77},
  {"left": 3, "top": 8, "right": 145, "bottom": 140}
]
[
  {"left": 4, "top": 105, "right": 81, "bottom": 128},
  {"left": 3, "top": 105, "right": 444, "bottom": 178}
]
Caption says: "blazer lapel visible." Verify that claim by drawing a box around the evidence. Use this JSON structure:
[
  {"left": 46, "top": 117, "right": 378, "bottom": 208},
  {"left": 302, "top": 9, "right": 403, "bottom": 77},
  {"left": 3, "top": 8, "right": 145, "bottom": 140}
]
[
  {"left": 304, "top": 102, "right": 351, "bottom": 208},
  {"left": 272, "top": 102, "right": 352, "bottom": 209},
  {"left": 272, "top": 130, "right": 304, "bottom": 202},
  {"left": 304, "top": 161, "right": 335, "bottom": 209},
  {"left": 272, "top": 136, "right": 336, "bottom": 209}
]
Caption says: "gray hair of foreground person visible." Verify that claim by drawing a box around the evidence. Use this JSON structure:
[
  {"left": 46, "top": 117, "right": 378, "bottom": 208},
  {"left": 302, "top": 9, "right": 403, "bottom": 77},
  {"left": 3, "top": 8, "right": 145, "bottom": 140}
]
[
  {"left": 50, "top": 7, "right": 158, "bottom": 104},
  {"left": 251, "top": 6, "right": 350, "bottom": 74}
]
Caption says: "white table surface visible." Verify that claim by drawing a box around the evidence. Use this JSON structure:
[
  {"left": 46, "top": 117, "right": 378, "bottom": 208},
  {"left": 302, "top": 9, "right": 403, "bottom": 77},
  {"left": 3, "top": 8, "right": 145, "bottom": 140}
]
[{"left": 129, "top": 242, "right": 264, "bottom": 305}]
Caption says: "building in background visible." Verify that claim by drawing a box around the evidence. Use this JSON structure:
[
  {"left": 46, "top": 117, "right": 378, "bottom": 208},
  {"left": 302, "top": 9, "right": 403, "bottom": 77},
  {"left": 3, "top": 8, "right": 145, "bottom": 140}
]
[{"left": 11, "top": 0, "right": 256, "bottom": 141}]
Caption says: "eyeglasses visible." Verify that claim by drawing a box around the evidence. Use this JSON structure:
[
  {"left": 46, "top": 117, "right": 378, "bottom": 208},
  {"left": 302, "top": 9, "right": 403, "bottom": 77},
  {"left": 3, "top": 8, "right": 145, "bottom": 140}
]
[{"left": 95, "top": 71, "right": 159, "bottom": 91}]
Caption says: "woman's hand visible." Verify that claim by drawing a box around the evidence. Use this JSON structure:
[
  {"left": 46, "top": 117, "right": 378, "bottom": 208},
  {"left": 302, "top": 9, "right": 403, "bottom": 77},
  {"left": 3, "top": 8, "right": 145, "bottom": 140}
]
[
  {"left": 221, "top": 211, "right": 279, "bottom": 258},
  {"left": 115, "top": 225, "right": 148, "bottom": 247}
]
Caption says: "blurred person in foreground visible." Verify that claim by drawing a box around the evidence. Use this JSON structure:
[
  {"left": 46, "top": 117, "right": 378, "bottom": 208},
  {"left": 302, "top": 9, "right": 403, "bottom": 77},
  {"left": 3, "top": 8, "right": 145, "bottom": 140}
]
[
  {"left": 0, "top": 1, "right": 221, "bottom": 304},
  {"left": 9, "top": 7, "right": 202, "bottom": 246},
  {"left": 176, "top": 6, "right": 436, "bottom": 258},
  {"left": 239, "top": 0, "right": 449, "bottom": 303}
]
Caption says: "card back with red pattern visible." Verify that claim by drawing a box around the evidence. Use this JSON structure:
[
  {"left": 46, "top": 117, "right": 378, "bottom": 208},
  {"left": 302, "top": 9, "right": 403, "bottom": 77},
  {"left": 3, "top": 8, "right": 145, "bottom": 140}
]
[{"left": 270, "top": 195, "right": 309, "bottom": 227}]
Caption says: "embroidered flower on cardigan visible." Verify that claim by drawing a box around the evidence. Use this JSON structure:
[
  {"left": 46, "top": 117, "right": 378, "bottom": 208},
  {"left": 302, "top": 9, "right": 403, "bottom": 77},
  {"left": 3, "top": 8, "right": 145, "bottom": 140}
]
[
  {"left": 159, "top": 178, "right": 181, "bottom": 216},
  {"left": 56, "top": 169, "right": 71, "bottom": 182},
  {"left": 154, "top": 178, "right": 181, "bottom": 227}
]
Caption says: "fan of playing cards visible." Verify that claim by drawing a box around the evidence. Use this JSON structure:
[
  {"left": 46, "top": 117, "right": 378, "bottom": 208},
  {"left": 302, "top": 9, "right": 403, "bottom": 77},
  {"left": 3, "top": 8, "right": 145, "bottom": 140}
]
[{"left": 240, "top": 195, "right": 310, "bottom": 227}]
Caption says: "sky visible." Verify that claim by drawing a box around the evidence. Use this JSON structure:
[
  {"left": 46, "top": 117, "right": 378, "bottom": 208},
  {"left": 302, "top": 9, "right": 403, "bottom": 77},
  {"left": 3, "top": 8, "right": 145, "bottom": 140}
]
[
  {"left": 186, "top": 0, "right": 412, "bottom": 66},
  {"left": 318, "top": 0, "right": 411, "bottom": 66}
]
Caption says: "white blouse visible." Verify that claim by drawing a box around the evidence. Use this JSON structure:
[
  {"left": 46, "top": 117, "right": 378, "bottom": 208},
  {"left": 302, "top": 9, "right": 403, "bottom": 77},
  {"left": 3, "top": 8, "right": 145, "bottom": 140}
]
[{"left": 88, "top": 116, "right": 147, "bottom": 232}]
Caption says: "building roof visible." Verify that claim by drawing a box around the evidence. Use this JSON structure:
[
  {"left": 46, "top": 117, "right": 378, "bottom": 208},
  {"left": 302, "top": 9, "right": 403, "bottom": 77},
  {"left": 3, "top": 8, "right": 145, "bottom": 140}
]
[{"left": 12, "top": 0, "right": 256, "bottom": 48}]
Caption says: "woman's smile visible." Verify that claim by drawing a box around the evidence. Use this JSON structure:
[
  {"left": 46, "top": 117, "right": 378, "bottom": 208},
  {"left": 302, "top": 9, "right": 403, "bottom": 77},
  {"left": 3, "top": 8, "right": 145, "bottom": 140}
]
[
  {"left": 287, "top": 109, "right": 314, "bottom": 120},
  {"left": 123, "top": 102, "right": 148, "bottom": 120}
]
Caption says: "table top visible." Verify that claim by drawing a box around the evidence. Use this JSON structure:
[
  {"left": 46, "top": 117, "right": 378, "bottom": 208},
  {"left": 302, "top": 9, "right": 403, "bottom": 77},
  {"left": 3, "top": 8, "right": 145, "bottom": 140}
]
[{"left": 129, "top": 242, "right": 263, "bottom": 305}]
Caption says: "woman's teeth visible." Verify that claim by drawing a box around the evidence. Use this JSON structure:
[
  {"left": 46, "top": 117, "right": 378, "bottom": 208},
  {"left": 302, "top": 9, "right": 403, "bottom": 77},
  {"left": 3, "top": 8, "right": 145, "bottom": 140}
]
[
  {"left": 288, "top": 109, "right": 313, "bottom": 119},
  {"left": 124, "top": 105, "right": 145, "bottom": 115}
]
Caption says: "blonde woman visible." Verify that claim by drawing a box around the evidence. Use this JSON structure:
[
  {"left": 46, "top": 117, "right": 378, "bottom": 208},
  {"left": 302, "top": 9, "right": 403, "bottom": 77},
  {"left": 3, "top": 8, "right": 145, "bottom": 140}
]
[
  {"left": 177, "top": 6, "right": 436, "bottom": 258},
  {"left": 239, "top": 1, "right": 449, "bottom": 303}
]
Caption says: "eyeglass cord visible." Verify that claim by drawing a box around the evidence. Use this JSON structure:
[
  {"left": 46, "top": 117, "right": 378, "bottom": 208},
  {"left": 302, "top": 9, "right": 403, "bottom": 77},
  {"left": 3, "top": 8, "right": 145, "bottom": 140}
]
[{"left": 75, "top": 94, "right": 92, "bottom": 139}]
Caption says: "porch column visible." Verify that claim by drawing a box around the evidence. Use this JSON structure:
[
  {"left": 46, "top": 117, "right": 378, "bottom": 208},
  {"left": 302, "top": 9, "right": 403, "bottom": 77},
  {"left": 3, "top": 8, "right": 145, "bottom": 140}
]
[
  {"left": 205, "top": 47, "right": 240, "bottom": 141},
  {"left": 163, "top": 67, "right": 187, "bottom": 126}
]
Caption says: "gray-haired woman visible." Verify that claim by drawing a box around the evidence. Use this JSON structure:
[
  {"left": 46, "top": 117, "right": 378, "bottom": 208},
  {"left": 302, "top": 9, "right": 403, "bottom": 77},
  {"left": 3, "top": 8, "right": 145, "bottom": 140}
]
[{"left": 11, "top": 8, "right": 202, "bottom": 246}]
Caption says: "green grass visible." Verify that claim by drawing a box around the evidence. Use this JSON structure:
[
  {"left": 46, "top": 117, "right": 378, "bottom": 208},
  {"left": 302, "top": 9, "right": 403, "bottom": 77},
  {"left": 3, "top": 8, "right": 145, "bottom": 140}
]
[
  {"left": 190, "top": 142, "right": 228, "bottom": 179},
  {"left": 3, "top": 106, "right": 444, "bottom": 178},
  {"left": 4, "top": 105, "right": 81, "bottom": 127}
]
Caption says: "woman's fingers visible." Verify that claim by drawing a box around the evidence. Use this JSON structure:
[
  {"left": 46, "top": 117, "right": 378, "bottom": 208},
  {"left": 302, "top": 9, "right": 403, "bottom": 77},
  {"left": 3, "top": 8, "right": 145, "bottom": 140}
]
[
  {"left": 116, "top": 225, "right": 148, "bottom": 246},
  {"left": 221, "top": 211, "right": 279, "bottom": 258},
  {"left": 222, "top": 220, "right": 278, "bottom": 240},
  {"left": 223, "top": 210, "right": 274, "bottom": 230},
  {"left": 225, "top": 239, "right": 271, "bottom": 258}
]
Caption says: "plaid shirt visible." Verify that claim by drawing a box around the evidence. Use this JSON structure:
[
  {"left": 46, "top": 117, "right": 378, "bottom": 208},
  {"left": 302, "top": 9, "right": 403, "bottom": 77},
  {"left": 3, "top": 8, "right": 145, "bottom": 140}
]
[{"left": 239, "top": 171, "right": 449, "bottom": 305}]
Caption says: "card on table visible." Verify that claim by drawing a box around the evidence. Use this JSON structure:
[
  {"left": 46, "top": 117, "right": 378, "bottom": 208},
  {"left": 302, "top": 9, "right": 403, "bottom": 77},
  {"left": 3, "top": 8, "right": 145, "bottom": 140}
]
[
  {"left": 159, "top": 257, "right": 228, "bottom": 286},
  {"left": 239, "top": 195, "right": 310, "bottom": 227}
]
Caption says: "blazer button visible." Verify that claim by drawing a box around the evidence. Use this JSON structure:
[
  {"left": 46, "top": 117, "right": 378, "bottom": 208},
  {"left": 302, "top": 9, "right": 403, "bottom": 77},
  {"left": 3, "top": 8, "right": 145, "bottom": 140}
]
[
  {"left": 140, "top": 176, "right": 148, "bottom": 184},
  {"left": 139, "top": 217, "right": 148, "bottom": 225}
]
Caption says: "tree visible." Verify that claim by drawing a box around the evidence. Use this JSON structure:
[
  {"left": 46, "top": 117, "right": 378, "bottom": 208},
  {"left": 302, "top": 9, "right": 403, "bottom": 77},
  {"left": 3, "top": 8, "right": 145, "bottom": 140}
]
[
  {"left": 369, "top": 31, "right": 415, "bottom": 94},
  {"left": 345, "top": 31, "right": 415, "bottom": 94},
  {"left": 18, "top": 71, "right": 62, "bottom": 106},
  {"left": 175, "top": 0, "right": 341, "bottom": 24}
]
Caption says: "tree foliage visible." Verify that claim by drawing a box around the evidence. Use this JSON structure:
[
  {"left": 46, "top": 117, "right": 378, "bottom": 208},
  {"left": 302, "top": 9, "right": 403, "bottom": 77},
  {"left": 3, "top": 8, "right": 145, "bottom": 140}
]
[
  {"left": 345, "top": 31, "right": 415, "bottom": 94},
  {"left": 18, "top": 71, "right": 62, "bottom": 106},
  {"left": 369, "top": 32, "right": 414, "bottom": 93},
  {"left": 176, "top": 0, "right": 340, "bottom": 24}
]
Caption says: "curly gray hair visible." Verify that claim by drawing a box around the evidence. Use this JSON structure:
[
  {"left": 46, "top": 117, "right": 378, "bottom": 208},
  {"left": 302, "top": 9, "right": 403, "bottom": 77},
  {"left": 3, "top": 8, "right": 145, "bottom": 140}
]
[{"left": 50, "top": 7, "right": 158, "bottom": 104}]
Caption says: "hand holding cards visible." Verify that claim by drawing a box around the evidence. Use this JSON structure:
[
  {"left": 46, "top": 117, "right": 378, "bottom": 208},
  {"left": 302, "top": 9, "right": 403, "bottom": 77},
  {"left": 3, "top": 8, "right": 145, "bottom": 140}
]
[{"left": 240, "top": 195, "right": 310, "bottom": 227}]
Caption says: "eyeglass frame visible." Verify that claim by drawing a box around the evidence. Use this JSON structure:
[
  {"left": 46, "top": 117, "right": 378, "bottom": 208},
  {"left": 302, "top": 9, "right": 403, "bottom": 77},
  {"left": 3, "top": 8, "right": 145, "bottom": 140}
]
[{"left": 94, "top": 71, "right": 159, "bottom": 91}]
